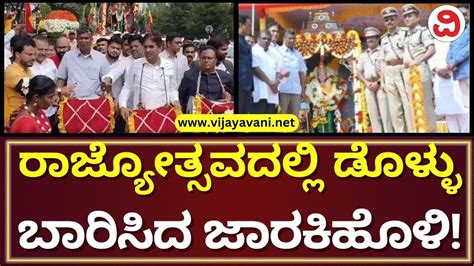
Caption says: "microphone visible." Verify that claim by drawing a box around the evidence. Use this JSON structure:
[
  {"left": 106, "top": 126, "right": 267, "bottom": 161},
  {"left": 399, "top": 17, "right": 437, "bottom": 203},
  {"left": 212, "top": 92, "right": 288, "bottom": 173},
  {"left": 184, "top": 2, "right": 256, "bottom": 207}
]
[{"left": 161, "top": 67, "right": 169, "bottom": 105}]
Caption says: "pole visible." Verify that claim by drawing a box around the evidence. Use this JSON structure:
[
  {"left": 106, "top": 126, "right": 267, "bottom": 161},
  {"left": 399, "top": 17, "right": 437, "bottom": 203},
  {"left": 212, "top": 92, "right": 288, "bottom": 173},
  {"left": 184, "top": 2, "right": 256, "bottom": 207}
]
[{"left": 251, "top": 3, "right": 255, "bottom": 36}]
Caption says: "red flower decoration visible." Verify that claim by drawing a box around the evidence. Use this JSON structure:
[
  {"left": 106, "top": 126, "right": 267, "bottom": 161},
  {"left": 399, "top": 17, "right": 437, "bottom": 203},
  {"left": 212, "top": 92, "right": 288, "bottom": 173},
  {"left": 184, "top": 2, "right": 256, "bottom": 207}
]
[{"left": 46, "top": 10, "right": 78, "bottom": 21}]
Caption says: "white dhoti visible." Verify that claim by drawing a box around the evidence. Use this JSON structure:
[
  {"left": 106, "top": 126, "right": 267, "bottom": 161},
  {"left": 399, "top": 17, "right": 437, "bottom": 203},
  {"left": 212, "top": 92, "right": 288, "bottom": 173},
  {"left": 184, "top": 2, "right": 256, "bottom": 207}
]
[{"left": 433, "top": 76, "right": 468, "bottom": 133}]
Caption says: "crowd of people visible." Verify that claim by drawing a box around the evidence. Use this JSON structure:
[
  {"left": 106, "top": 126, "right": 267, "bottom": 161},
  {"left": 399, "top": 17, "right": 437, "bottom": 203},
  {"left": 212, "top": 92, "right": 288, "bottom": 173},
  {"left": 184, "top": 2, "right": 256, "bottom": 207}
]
[
  {"left": 4, "top": 22, "right": 234, "bottom": 133},
  {"left": 239, "top": 4, "right": 470, "bottom": 133}
]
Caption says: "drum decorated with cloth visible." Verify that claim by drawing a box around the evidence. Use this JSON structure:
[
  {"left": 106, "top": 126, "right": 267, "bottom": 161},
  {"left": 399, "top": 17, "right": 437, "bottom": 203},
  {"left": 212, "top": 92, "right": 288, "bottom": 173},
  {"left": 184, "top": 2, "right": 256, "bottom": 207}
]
[
  {"left": 58, "top": 95, "right": 115, "bottom": 133},
  {"left": 194, "top": 95, "right": 234, "bottom": 114},
  {"left": 128, "top": 105, "right": 181, "bottom": 133}
]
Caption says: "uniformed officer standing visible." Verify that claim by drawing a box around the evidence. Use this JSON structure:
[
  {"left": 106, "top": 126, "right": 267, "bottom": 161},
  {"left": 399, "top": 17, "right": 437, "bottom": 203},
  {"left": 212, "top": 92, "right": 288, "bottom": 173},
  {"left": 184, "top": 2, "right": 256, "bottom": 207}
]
[
  {"left": 357, "top": 27, "right": 393, "bottom": 133},
  {"left": 379, "top": 7, "right": 413, "bottom": 133},
  {"left": 401, "top": 4, "right": 437, "bottom": 132}
]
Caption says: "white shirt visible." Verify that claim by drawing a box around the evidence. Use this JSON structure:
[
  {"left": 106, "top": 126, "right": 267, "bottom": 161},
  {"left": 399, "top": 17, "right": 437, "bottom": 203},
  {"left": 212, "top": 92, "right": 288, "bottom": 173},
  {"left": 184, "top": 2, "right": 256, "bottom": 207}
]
[
  {"left": 103, "top": 56, "right": 133, "bottom": 103},
  {"left": 216, "top": 60, "right": 233, "bottom": 75},
  {"left": 160, "top": 49, "right": 189, "bottom": 87},
  {"left": 119, "top": 57, "right": 178, "bottom": 110},
  {"left": 277, "top": 45, "right": 307, "bottom": 94},
  {"left": 30, "top": 58, "right": 57, "bottom": 80},
  {"left": 4, "top": 48, "right": 12, "bottom": 70},
  {"left": 30, "top": 58, "right": 58, "bottom": 117},
  {"left": 4, "top": 29, "right": 15, "bottom": 52},
  {"left": 252, "top": 44, "right": 280, "bottom": 104},
  {"left": 56, "top": 49, "right": 110, "bottom": 99},
  {"left": 216, "top": 62, "right": 227, "bottom": 73},
  {"left": 428, "top": 40, "right": 466, "bottom": 116}
]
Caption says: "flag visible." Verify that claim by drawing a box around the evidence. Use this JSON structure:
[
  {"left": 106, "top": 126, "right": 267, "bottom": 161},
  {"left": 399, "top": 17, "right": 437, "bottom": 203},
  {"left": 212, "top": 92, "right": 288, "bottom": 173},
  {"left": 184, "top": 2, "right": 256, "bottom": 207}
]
[
  {"left": 147, "top": 9, "right": 153, "bottom": 33},
  {"left": 25, "top": 2, "right": 34, "bottom": 33},
  {"left": 97, "top": 2, "right": 107, "bottom": 34},
  {"left": 100, "top": 2, "right": 107, "bottom": 24},
  {"left": 88, "top": 3, "right": 96, "bottom": 29}
]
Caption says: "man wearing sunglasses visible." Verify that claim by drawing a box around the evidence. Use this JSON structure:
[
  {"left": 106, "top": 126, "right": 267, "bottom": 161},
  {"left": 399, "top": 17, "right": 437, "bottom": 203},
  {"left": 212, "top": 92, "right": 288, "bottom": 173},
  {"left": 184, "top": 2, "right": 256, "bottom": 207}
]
[{"left": 379, "top": 7, "right": 413, "bottom": 133}]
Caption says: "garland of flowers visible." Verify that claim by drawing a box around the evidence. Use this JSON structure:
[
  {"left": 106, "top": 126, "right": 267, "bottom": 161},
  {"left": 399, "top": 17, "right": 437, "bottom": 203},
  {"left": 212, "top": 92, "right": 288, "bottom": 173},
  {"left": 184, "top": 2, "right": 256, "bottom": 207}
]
[
  {"left": 295, "top": 32, "right": 356, "bottom": 59},
  {"left": 295, "top": 29, "right": 371, "bottom": 133},
  {"left": 307, "top": 72, "right": 344, "bottom": 132},
  {"left": 360, "top": 80, "right": 371, "bottom": 133},
  {"left": 354, "top": 85, "right": 372, "bottom": 133},
  {"left": 349, "top": 30, "right": 371, "bottom": 133},
  {"left": 44, "top": 10, "right": 79, "bottom": 33},
  {"left": 408, "top": 66, "right": 429, "bottom": 132},
  {"left": 295, "top": 33, "right": 322, "bottom": 59},
  {"left": 116, "top": 6, "right": 125, "bottom": 33}
]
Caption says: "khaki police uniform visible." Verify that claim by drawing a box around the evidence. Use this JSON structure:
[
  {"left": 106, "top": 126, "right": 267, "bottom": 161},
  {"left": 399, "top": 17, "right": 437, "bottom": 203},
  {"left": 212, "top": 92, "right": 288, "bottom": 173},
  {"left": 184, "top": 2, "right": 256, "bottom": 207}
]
[
  {"left": 402, "top": 4, "right": 437, "bottom": 132},
  {"left": 357, "top": 27, "right": 393, "bottom": 133},
  {"left": 379, "top": 7, "right": 413, "bottom": 132}
]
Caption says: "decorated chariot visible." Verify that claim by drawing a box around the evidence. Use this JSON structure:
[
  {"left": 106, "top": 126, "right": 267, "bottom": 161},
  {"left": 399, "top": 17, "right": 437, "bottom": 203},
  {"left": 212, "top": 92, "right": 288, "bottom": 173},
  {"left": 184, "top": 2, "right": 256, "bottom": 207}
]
[{"left": 294, "top": 11, "right": 370, "bottom": 133}]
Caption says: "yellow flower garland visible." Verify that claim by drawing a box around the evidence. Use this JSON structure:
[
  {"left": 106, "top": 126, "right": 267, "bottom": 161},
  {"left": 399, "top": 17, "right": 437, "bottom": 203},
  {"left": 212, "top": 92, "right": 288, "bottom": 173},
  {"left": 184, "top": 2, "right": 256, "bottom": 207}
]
[
  {"left": 295, "top": 30, "right": 369, "bottom": 132},
  {"left": 360, "top": 83, "right": 370, "bottom": 133},
  {"left": 408, "top": 66, "right": 430, "bottom": 133},
  {"left": 348, "top": 30, "right": 370, "bottom": 133}
]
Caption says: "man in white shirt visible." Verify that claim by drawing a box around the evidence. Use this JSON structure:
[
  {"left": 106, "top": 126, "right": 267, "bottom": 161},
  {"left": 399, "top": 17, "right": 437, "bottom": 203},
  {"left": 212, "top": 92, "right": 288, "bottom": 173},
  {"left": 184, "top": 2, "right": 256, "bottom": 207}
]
[
  {"left": 30, "top": 36, "right": 57, "bottom": 80},
  {"left": 96, "top": 37, "right": 108, "bottom": 55},
  {"left": 102, "top": 35, "right": 145, "bottom": 131},
  {"left": 102, "top": 35, "right": 144, "bottom": 108},
  {"left": 252, "top": 30, "right": 280, "bottom": 114},
  {"left": 277, "top": 29, "right": 307, "bottom": 117},
  {"left": 57, "top": 27, "right": 110, "bottom": 99},
  {"left": 268, "top": 23, "right": 281, "bottom": 50},
  {"left": 30, "top": 35, "right": 59, "bottom": 131},
  {"left": 101, "top": 35, "right": 128, "bottom": 133},
  {"left": 429, "top": 39, "right": 468, "bottom": 133},
  {"left": 103, "top": 35, "right": 126, "bottom": 102},
  {"left": 160, "top": 33, "right": 189, "bottom": 87},
  {"left": 119, "top": 34, "right": 181, "bottom": 120},
  {"left": 68, "top": 31, "right": 77, "bottom": 50}
]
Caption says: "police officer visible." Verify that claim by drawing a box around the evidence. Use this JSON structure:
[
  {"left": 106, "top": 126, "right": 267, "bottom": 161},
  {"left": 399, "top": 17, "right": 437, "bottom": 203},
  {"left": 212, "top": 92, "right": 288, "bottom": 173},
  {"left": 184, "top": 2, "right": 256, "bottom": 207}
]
[
  {"left": 402, "top": 4, "right": 437, "bottom": 132},
  {"left": 379, "top": 6, "right": 413, "bottom": 133},
  {"left": 357, "top": 27, "right": 393, "bottom": 133}
]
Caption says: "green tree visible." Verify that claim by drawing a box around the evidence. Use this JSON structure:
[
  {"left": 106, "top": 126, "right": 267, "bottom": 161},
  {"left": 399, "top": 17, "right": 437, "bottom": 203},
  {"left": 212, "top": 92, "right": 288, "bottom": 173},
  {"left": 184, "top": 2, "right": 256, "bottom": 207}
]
[
  {"left": 188, "top": 3, "right": 233, "bottom": 39},
  {"left": 38, "top": 3, "right": 52, "bottom": 18},
  {"left": 47, "top": 3, "right": 85, "bottom": 20},
  {"left": 151, "top": 3, "right": 233, "bottom": 39}
]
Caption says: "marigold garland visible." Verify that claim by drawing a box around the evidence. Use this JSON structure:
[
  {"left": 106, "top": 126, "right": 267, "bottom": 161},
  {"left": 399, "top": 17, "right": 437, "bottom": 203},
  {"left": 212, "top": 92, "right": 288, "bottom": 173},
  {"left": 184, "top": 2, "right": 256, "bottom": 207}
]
[
  {"left": 294, "top": 29, "right": 369, "bottom": 132},
  {"left": 44, "top": 10, "right": 79, "bottom": 33},
  {"left": 408, "top": 66, "right": 430, "bottom": 133},
  {"left": 45, "top": 10, "right": 78, "bottom": 21},
  {"left": 348, "top": 31, "right": 370, "bottom": 133}
]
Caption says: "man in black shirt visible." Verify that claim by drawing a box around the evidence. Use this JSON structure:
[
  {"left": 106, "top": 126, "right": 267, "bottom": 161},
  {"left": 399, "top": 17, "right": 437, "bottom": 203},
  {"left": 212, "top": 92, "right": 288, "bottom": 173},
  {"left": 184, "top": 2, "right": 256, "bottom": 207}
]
[{"left": 179, "top": 45, "right": 233, "bottom": 113}]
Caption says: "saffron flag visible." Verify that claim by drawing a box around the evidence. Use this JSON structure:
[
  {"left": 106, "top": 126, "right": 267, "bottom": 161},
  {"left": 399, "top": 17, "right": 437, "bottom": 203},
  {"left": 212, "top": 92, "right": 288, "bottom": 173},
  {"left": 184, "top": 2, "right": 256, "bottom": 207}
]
[
  {"left": 147, "top": 9, "right": 153, "bottom": 33},
  {"left": 25, "top": 3, "right": 34, "bottom": 33}
]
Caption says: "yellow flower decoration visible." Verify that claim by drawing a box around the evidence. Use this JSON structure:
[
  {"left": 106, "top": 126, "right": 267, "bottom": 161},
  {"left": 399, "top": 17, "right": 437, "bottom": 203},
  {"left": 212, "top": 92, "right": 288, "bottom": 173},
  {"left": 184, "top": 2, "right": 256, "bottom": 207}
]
[{"left": 408, "top": 66, "right": 430, "bottom": 133}]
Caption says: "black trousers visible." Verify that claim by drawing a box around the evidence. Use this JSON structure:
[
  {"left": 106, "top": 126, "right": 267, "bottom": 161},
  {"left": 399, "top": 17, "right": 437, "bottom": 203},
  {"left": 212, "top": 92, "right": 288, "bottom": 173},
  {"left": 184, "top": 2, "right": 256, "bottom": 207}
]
[
  {"left": 238, "top": 90, "right": 253, "bottom": 114},
  {"left": 251, "top": 99, "right": 276, "bottom": 114}
]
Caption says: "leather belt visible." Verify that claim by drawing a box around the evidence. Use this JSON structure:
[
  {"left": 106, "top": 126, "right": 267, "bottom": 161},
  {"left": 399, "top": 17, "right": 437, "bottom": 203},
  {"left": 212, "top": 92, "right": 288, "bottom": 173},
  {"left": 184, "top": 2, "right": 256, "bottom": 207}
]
[{"left": 385, "top": 58, "right": 403, "bottom": 66}]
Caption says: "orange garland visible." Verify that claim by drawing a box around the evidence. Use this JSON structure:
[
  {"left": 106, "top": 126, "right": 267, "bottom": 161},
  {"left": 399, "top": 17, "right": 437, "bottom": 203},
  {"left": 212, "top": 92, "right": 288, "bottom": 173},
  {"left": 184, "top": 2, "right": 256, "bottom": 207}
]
[
  {"left": 45, "top": 10, "right": 78, "bottom": 21},
  {"left": 408, "top": 66, "right": 430, "bottom": 133}
]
